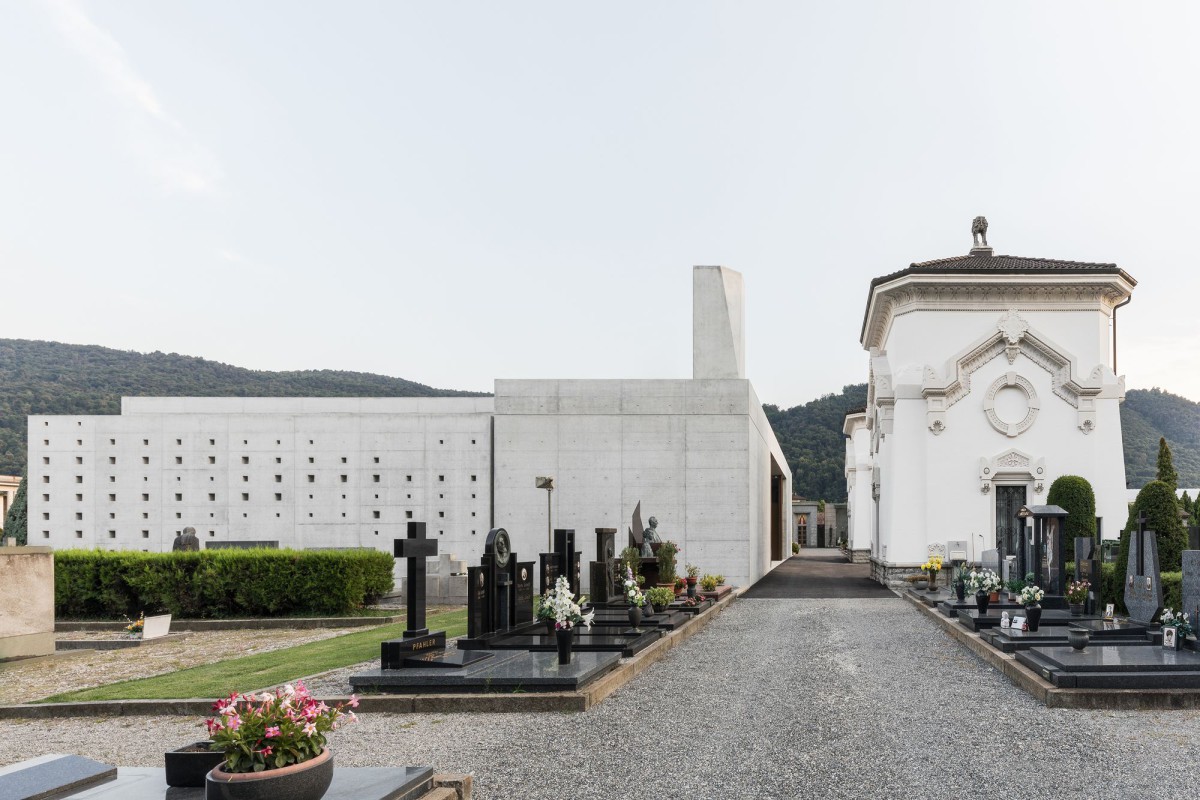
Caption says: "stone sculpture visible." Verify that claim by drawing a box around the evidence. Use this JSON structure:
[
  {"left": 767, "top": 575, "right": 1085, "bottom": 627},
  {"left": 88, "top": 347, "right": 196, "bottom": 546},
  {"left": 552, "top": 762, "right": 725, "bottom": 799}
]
[
  {"left": 172, "top": 526, "right": 199, "bottom": 552},
  {"left": 641, "top": 516, "right": 662, "bottom": 557},
  {"left": 971, "top": 215, "right": 989, "bottom": 247}
]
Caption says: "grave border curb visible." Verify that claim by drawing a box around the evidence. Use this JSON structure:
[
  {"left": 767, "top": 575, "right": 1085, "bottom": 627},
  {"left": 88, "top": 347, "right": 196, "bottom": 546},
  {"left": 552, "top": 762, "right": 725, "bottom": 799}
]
[
  {"left": 902, "top": 591, "right": 1200, "bottom": 710},
  {"left": 0, "top": 593, "right": 737, "bottom": 719}
]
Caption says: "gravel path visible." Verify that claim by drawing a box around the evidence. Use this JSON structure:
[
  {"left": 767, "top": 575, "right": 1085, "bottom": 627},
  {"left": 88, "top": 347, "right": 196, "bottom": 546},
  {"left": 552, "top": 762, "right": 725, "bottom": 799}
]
[{"left": 4, "top": 597, "right": 1200, "bottom": 799}]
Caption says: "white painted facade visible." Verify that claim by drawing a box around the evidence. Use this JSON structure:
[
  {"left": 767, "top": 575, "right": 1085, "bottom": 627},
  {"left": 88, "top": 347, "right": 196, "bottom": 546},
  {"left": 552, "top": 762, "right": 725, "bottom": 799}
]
[
  {"left": 845, "top": 245, "right": 1136, "bottom": 581},
  {"left": 27, "top": 267, "right": 792, "bottom": 590}
]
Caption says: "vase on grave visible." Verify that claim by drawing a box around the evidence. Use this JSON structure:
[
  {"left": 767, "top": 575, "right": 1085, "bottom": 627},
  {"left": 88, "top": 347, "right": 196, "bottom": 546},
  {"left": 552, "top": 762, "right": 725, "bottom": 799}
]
[
  {"left": 1069, "top": 603, "right": 1084, "bottom": 617},
  {"left": 954, "top": 581, "right": 966, "bottom": 602},
  {"left": 206, "top": 747, "right": 333, "bottom": 800},
  {"left": 975, "top": 591, "right": 990, "bottom": 614},
  {"left": 927, "top": 571, "right": 939, "bottom": 592},
  {"left": 1025, "top": 604, "right": 1043, "bottom": 632},
  {"left": 686, "top": 577, "right": 698, "bottom": 598},
  {"left": 555, "top": 627, "right": 573, "bottom": 665},
  {"left": 628, "top": 605, "right": 642, "bottom": 631},
  {"left": 1067, "top": 629, "right": 1089, "bottom": 651}
]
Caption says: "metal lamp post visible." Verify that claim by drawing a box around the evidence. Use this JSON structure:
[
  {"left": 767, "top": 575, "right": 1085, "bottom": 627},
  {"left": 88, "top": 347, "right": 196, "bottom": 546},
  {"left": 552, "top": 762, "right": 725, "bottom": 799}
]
[{"left": 536, "top": 476, "right": 554, "bottom": 551}]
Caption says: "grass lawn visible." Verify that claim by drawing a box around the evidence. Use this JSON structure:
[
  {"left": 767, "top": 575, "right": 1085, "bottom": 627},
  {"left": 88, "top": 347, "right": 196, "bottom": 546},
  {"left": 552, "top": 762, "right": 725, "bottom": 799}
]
[{"left": 41, "top": 609, "right": 468, "bottom": 703}]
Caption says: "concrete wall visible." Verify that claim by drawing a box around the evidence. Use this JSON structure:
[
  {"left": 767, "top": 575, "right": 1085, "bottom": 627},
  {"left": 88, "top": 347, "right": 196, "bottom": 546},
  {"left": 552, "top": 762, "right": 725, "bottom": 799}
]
[{"left": 0, "top": 546, "right": 54, "bottom": 660}]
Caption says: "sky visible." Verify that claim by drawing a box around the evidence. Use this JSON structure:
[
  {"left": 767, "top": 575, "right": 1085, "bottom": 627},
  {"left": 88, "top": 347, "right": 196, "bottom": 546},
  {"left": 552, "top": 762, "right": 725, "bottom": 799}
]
[{"left": 1, "top": 1, "right": 1197, "bottom": 408}]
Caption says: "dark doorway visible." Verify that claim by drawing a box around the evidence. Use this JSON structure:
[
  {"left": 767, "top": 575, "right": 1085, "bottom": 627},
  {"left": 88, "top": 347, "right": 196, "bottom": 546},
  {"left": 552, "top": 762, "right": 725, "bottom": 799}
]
[
  {"left": 770, "top": 457, "right": 785, "bottom": 561},
  {"left": 996, "top": 485, "right": 1026, "bottom": 562}
]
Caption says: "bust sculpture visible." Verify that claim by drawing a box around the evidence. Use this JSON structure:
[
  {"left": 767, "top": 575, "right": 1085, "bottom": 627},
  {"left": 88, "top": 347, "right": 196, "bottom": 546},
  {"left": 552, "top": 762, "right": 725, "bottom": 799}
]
[
  {"left": 172, "top": 526, "right": 200, "bottom": 552},
  {"left": 971, "top": 215, "right": 989, "bottom": 248},
  {"left": 641, "top": 516, "right": 662, "bottom": 557}
]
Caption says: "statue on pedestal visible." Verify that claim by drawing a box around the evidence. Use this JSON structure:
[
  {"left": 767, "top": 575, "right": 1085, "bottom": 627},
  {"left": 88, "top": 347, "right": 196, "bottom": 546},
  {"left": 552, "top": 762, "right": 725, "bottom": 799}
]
[
  {"left": 172, "top": 526, "right": 199, "bottom": 552},
  {"left": 641, "top": 516, "right": 662, "bottom": 557}
]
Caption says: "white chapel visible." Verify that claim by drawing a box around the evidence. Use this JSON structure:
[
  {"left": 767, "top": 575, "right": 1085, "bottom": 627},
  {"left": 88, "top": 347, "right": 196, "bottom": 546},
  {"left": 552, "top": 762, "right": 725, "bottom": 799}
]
[{"left": 843, "top": 222, "right": 1136, "bottom": 582}]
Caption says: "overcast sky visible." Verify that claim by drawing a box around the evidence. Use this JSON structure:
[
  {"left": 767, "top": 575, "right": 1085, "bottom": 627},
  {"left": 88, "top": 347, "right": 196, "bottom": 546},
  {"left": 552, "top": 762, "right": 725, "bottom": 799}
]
[{"left": 1, "top": 2, "right": 1197, "bottom": 408}]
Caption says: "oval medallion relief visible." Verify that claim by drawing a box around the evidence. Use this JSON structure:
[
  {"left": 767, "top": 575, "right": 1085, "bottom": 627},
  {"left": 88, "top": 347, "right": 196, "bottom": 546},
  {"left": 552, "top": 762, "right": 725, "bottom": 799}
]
[{"left": 983, "top": 372, "right": 1039, "bottom": 438}]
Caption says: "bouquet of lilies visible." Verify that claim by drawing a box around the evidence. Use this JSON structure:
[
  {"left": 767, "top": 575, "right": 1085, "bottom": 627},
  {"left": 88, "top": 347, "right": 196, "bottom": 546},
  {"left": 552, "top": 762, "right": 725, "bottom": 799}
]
[
  {"left": 540, "top": 576, "right": 595, "bottom": 630},
  {"left": 1160, "top": 608, "right": 1194, "bottom": 637}
]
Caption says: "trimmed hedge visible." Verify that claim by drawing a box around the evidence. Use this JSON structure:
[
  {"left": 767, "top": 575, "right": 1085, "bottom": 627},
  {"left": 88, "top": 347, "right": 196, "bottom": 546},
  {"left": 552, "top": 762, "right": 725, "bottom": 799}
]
[
  {"left": 56, "top": 549, "right": 394, "bottom": 618},
  {"left": 1046, "top": 475, "right": 1096, "bottom": 563}
]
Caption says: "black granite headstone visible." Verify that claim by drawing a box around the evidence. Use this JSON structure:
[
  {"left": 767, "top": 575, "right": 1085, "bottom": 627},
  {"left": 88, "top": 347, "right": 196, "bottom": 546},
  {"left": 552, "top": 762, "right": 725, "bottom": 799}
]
[
  {"left": 514, "top": 561, "right": 535, "bottom": 624},
  {"left": 467, "top": 565, "right": 490, "bottom": 639},
  {"left": 1075, "top": 537, "right": 1102, "bottom": 615},
  {"left": 554, "top": 528, "right": 581, "bottom": 597},
  {"left": 592, "top": 527, "right": 617, "bottom": 603},
  {"left": 1182, "top": 550, "right": 1200, "bottom": 625},
  {"left": 540, "top": 552, "right": 562, "bottom": 597}
]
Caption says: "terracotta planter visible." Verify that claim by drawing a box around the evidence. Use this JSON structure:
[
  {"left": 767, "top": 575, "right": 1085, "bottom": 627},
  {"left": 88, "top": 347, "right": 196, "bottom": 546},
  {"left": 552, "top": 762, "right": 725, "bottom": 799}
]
[{"left": 206, "top": 747, "right": 333, "bottom": 800}]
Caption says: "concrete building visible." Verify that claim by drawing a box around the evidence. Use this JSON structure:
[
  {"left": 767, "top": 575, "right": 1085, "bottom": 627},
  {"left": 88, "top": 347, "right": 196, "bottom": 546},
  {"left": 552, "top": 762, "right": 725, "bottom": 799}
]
[
  {"left": 844, "top": 232, "right": 1135, "bottom": 582},
  {"left": 27, "top": 266, "right": 792, "bottom": 590}
]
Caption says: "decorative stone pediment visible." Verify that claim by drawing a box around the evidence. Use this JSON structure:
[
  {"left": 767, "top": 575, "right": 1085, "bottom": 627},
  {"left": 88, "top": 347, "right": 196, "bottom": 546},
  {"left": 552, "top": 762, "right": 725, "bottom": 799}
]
[
  {"left": 922, "top": 311, "right": 1102, "bottom": 435},
  {"left": 979, "top": 449, "right": 1045, "bottom": 494}
]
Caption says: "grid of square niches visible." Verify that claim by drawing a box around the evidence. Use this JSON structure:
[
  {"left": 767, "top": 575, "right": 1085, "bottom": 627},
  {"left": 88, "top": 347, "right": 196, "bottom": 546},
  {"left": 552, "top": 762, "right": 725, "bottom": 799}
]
[{"left": 29, "top": 420, "right": 491, "bottom": 548}]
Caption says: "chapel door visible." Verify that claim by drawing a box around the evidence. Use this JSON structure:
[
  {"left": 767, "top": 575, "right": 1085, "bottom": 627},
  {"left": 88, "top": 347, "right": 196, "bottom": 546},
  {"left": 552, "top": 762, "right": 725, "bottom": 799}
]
[{"left": 995, "top": 485, "right": 1026, "bottom": 564}]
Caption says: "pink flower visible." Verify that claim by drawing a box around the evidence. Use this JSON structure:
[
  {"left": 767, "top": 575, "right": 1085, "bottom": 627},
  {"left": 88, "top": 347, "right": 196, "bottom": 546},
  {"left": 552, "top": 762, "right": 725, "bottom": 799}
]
[
  {"left": 260, "top": 746, "right": 272, "bottom": 756},
  {"left": 348, "top": 695, "right": 359, "bottom": 708},
  {"left": 303, "top": 722, "right": 316, "bottom": 736},
  {"left": 265, "top": 726, "right": 281, "bottom": 738}
]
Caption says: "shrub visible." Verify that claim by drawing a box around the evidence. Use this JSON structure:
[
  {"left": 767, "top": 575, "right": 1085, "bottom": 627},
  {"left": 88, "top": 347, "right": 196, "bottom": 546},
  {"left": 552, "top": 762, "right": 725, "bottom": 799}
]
[
  {"left": 656, "top": 540, "right": 679, "bottom": 584},
  {"left": 55, "top": 548, "right": 394, "bottom": 618},
  {"left": 645, "top": 587, "right": 675, "bottom": 608},
  {"left": 1046, "top": 475, "right": 1096, "bottom": 563}
]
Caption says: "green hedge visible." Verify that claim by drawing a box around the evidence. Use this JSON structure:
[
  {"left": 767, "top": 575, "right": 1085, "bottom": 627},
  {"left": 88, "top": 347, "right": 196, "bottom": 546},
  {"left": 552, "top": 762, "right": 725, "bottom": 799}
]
[{"left": 56, "top": 549, "right": 394, "bottom": 618}]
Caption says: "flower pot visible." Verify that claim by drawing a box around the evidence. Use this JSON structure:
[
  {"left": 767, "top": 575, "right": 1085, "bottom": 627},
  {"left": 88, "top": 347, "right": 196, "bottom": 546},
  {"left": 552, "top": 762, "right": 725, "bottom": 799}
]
[
  {"left": 988, "top": 591, "right": 1000, "bottom": 603},
  {"left": 686, "top": 577, "right": 697, "bottom": 598},
  {"left": 628, "top": 605, "right": 642, "bottom": 630},
  {"left": 1069, "top": 603, "right": 1084, "bottom": 617},
  {"left": 927, "top": 572, "right": 939, "bottom": 592},
  {"left": 1025, "top": 604, "right": 1043, "bottom": 632},
  {"left": 555, "top": 627, "right": 573, "bottom": 665},
  {"left": 206, "top": 747, "right": 333, "bottom": 800},
  {"left": 1067, "top": 629, "right": 1090, "bottom": 651},
  {"left": 975, "top": 591, "right": 990, "bottom": 615},
  {"left": 165, "top": 741, "right": 224, "bottom": 788},
  {"left": 913, "top": 580, "right": 928, "bottom": 591},
  {"left": 954, "top": 581, "right": 966, "bottom": 602}
]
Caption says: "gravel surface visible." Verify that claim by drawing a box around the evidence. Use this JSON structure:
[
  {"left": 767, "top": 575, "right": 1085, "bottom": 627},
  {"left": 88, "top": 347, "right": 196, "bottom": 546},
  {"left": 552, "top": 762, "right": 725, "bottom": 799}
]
[{"left": 4, "top": 597, "right": 1200, "bottom": 799}]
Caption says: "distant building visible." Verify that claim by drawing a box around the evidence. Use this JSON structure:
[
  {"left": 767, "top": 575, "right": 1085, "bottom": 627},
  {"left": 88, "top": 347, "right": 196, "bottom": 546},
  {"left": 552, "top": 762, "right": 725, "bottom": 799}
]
[
  {"left": 845, "top": 230, "right": 1135, "bottom": 582},
  {"left": 0, "top": 475, "right": 19, "bottom": 523},
  {"left": 27, "top": 267, "right": 792, "bottom": 590}
]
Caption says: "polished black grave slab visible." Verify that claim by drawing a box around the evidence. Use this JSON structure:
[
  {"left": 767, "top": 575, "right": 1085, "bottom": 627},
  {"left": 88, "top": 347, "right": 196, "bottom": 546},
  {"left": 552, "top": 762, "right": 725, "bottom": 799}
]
[
  {"left": 937, "top": 599, "right": 1022, "bottom": 618},
  {"left": 350, "top": 649, "right": 621, "bottom": 694},
  {"left": 1068, "top": 619, "right": 1152, "bottom": 637},
  {"left": 481, "top": 630, "right": 659, "bottom": 658},
  {"left": 61, "top": 766, "right": 434, "bottom": 800},
  {"left": 0, "top": 754, "right": 117, "bottom": 800},
  {"left": 956, "top": 608, "right": 1096, "bottom": 632},
  {"left": 1017, "top": 645, "right": 1200, "bottom": 688},
  {"left": 984, "top": 626, "right": 1153, "bottom": 653}
]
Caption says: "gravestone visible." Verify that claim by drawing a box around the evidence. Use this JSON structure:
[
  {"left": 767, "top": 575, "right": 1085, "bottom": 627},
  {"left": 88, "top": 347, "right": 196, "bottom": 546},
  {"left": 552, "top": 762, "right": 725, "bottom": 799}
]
[
  {"left": 946, "top": 539, "right": 969, "bottom": 563},
  {"left": 485, "top": 528, "right": 516, "bottom": 633},
  {"left": 981, "top": 549, "right": 1000, "bottom": 575},
  {"left": 467, "top": 565, "right": 491, "bottom": 639},
  {"left": 1182, "top": 551, "right": 1200, "bottom": 625},
  {"left": 1075, "top": 537, "right": 1102, "bottom": 615},
  {"left": 539, "top": 553, "right": 561, "bottom": 598},
  {"left": 141, "top": 614, "right": 172, "bottom": 641},
  {"left": 554, "top": 528, "right": 582, "bottom": 598},
  {"left": 513, "top": 562, "right": 534, "bottom": 625},
  {"left": 1124, "top": 517, "right": 1163, "bottom": 625},
  {"left": 0, "top": 754, "right": 117, "bottom": 799},
  {"left": 590, "top": 528, "right": 618, "bottom": 604},
  {"left": 0, "top": 546, "right": 55, "bottom": 661}
]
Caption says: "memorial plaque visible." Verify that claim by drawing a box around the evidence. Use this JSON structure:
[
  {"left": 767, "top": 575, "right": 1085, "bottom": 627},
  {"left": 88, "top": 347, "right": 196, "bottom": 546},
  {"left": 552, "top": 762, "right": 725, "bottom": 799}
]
[
  {"left": 540, "top": 553, "right": 562, "bottom": 597},
  {"left": 514, "top": 561, "right": 535, "bottom": 625},
  {"left": 981, "top": 549, "right": 1000, "bottom": 575},
  {"left": 1124, "top": 523, "right": 1163, "bottom": 625}
]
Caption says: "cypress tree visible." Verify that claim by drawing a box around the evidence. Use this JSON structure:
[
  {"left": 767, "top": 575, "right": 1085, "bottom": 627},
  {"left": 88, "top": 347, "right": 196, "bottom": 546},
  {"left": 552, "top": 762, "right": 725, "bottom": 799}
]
[
  {"left": 3, "top": 470, "right": 26, "bottom": 546},
  {"left": 1156, "top": 437, "right": 1179, "bottom": 492}
]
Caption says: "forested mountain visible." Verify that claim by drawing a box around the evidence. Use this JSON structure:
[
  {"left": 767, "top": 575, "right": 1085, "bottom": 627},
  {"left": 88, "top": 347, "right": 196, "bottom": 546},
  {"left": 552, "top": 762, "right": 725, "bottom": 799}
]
[
  {"left": 1121, "top": 388, "right": 1200, "bottom": 489},
  {"left": 0, "top": 339, "right": 484, "bottom": 474},
  {"left": 0, "top": 340, "right": 1194, "bottom": 501},
  {"left": 764, "top": 385, "right": 1198, "bottom": 502}
]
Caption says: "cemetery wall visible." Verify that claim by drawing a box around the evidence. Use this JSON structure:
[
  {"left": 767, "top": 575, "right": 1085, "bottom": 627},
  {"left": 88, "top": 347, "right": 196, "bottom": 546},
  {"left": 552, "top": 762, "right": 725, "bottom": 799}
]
[{"left": 0, "top": 545, "right": 54, "bottom": 660}]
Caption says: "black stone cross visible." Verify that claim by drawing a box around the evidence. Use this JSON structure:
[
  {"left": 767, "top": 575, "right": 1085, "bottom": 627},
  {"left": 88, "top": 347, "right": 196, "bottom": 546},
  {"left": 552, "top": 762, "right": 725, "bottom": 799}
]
[
  {"left": 1137, "top": 512, "right": 1148, "bottom": 576},
  {"left": 394, "top": 521, "right": 438, "bottom": 638}
]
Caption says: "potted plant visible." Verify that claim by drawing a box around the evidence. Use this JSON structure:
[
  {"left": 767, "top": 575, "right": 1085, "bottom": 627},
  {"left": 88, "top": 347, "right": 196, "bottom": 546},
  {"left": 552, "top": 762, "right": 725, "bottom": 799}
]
[
  {"left": 1004, "top": 578, "right": 1026, "bottom": 602},
  {"left": 920, "top": 556, "right": 943, "bottom": 592},
  {"left": 646, "top": 586, "right": 675, "bottom": 614},
  {"left": 685, "top": 564, "right": 700, "bottom": 597},
  {"left": 205, "top": 681, "right": 358, "bottom": 800},
  {"left": 952, "top": 563, "right": 970, "bottom": 602},
  {"left": 1066, "top": 580, "right": 1090, "bottom": 616},
  {"left": 623, "top": 567, "right": 647, "bottom": 630},
  {"left": 792, "top": 542, "right": 800, "bottom": 555},
  {"left": 657, "top": 540, "right": 680, "bottom": 586},
  {"left": 1017, "top": 584, "right": 1045, "bottom": 631},
  {"left": 124, "top": 612, "right": 145, "bottom": 639},
  {"left": 966, "top": 569, "right": 1002, "bottom": 614},
  {"left": 620, "top": 546, "right": 642, "bottom": 580},
  {"left": 673, "top": 576, "right": 686, "bottom": 596},
  {"left": 700, "top": 574, "right": 718, "bottom": 593},
  {"left": 1159, "top": 608, "right": 1193, "bottom": 651},
  {"left": 905, "top": 573, "right": 928, "bottom": 591},
  {"left": 715, "top": 575, "right": 726, "bottom": 586},
  {"left": 541, "top": 576, "right": 595, "bottom": 664}
]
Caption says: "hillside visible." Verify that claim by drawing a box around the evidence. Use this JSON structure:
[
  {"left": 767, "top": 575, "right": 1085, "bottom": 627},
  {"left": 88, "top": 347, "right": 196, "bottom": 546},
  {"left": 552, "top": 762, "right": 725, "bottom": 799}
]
[
  {"left": 765, "top": 385, "right": 1198, "bottom": 503},
  {"left": 0, "top": 339, "right": 485, "bottom": 474}
]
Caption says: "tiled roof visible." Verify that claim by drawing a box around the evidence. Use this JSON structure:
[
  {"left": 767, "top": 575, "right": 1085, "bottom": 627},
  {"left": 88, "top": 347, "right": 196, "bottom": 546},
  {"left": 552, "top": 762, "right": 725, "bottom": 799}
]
[{"left": 869, "top": 251, "right": 1135, "bottom": 290}]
